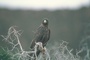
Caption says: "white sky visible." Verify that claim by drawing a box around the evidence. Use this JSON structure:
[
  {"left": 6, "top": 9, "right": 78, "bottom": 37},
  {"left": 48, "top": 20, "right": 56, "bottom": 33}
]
[{"left": 0, "top": 0, "right": 89, "bottom": 10}]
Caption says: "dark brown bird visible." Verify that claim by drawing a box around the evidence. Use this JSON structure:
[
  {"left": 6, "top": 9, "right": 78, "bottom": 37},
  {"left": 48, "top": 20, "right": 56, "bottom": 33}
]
[{"left": 30, "top": 19, "right": 50, "bottom": 56}]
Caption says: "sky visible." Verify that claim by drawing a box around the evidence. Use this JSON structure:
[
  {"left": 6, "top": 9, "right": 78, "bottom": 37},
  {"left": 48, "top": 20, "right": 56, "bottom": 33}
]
[{"left": 0, "top": 0, "right": 90, "bottom": 10}]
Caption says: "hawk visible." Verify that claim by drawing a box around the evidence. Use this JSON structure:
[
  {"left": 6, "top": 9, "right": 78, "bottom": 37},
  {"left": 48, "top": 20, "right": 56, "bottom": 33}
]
[{"left": 30, "top": 19, "right": 50, "bottom": 56}]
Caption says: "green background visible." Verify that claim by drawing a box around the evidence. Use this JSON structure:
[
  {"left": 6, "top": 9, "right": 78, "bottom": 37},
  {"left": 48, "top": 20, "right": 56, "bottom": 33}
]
[{"left": 0, "top": 7, "right": 90, "bottom": 54}]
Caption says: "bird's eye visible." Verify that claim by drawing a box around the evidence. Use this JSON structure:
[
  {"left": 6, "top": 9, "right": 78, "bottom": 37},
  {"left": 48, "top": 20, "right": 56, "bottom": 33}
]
[{"left": 44, "top": 20, "right": 47, "bottom": 23}]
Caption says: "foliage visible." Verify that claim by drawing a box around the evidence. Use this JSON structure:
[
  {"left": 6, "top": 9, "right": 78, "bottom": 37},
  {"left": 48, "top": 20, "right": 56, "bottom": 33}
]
[{"left": 0, "top": 48, "right": 11, "bottom": 60}]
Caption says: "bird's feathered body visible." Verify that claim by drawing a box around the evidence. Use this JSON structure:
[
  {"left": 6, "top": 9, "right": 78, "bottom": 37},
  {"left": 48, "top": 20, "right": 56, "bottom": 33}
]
[{"left": 30, "top": 19, "right": 50, "bottom": 56}]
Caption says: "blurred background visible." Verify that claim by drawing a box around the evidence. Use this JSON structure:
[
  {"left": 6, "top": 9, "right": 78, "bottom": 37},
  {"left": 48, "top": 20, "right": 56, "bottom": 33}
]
[{"left": 0, "top": 0, "right": 90, "bottom": 54}]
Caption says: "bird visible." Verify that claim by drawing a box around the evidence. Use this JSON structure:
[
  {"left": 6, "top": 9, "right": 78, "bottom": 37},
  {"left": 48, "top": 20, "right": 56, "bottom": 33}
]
[{"left": 30, "top": 19, "right": 50, "bottom": 56}]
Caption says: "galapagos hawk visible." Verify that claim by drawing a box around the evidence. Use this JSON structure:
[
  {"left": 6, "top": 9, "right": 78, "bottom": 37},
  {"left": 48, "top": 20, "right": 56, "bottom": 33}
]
[{"left": 30, "top": 19, "right": 50, "bottom": 56}]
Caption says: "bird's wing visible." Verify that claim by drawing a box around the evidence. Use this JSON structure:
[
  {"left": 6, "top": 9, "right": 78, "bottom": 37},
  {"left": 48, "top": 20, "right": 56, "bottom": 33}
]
[
  {"left": 47, "top": 29, "right": 50, "bottom": 40},
  {"left": 43, "top": 28, "right": 50, "bottom": 46},
  {"left": 35, "top": 26, "right": 45, "bottom": 42},
  {"left": 30, "top": 26, "right": 44, "bottom": 48}
]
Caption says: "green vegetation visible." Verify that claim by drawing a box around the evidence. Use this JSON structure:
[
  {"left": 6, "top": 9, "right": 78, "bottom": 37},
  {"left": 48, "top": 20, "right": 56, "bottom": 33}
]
[{"left": 0, "top": 48, "right": 11, "bottom": 60}]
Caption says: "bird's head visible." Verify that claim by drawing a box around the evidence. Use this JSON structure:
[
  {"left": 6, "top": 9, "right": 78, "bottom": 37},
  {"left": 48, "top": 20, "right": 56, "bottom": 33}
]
[{"left": 42, "top": 19, "right": 48, "bottom": 26}]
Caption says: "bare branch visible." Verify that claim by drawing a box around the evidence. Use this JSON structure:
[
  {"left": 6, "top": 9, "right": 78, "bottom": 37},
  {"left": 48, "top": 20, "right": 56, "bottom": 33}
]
[{"left": 1, "top": 26, "right": 50, "bottom": 60}]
